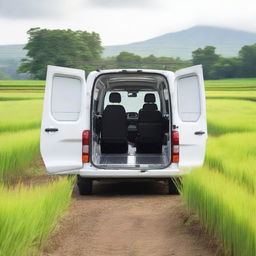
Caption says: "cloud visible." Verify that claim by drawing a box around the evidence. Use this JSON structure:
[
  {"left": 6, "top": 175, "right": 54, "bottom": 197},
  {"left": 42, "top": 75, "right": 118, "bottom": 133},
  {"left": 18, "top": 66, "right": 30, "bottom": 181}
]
[
  {"left": 0, "top": 0, "right": 67, "bottom": 19},
  {"left": 86, "top": 0, "right": 155, "bottom": 8}
]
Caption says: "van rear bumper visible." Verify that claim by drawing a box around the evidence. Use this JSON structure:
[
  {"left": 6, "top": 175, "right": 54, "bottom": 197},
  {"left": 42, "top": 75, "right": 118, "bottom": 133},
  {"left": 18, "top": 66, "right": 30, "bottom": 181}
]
[{"left": 78, "top": 164, "right": 189, "bottom": 178}]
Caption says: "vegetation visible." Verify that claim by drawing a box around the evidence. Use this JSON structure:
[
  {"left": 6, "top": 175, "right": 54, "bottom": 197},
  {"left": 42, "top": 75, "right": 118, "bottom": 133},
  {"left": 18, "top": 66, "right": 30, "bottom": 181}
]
[
  {"left": 192, "top": 44, "right": 256, "bottom": 79},
  {"left": 206, "top": 99, "right": 256, "bottom": 135},
  {"left": 181, "top": 84, "right": 256, "bottom": 255},
  {"left": 0, "top": 80, "right": 45, "bottom": 92},
  {"left": 0, "top": 82, "right": 73, "bottom": 256},
  {"left": 205, "top": 78, "right": 256, "bottom": 91},
  {"left": 0, "top": 93, "right": 43, "bottom": 101},
  {"left": 206, "top": 133, "right": 256, "bottom": 194},
  {"left": 183, "top": 168, "right": 256, "bottom": 256},
  {"left": 0, "top": 177, "right": 73, "bottom": 256},
  {"left": 0, "top": 26, "right": 255, "bottom": 80},
  {"left": 0, "top": 100, "right": 42, "bottom": 132},
  {"left": 18, "top": 28, "right": 103, "bottom": 79},
  {"left": 0, "top": 129, "right": 40, "bottom": 181},
  {"left": 101, "top": 52, "right": 189, "bottom": 71}
]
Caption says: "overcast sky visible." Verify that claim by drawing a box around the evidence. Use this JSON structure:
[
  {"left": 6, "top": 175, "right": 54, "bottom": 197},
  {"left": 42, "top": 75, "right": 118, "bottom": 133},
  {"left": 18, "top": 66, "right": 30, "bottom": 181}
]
[{"left": 0, "top": 0, "right": 256, "bottom": 46}]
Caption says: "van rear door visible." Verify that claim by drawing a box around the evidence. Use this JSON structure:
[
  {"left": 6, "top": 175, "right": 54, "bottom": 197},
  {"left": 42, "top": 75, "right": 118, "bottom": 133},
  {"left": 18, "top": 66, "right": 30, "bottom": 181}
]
[
  {"left": 174, "top": 65, "right": 207, "bottom": 167},
  {"left": 40, "top": 65, "right": 88, "bottom": 174}
]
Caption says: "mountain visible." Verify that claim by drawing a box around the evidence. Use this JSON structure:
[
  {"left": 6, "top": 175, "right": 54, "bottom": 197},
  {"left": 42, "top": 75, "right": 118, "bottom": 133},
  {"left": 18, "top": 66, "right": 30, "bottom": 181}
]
[
  {"left": 103, "top": 26, "right": 256, "bottom": 59},
  {"left": 0, "top": 45, "right": 27, "bottom": 79},
  {"left": 0, "top": 44, "right": 26, "bottom": 61},
  {"left": 1, "top": 26, "right": 256, "bottom": 79}
]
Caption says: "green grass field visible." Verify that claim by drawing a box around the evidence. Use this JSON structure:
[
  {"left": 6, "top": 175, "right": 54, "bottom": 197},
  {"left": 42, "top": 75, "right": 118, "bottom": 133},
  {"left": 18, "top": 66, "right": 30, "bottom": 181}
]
[
  {"left": 182, "top": 168, "right": 256, "bottom": 256},
  {"left": 0, "top": 81, "right": 73, "bottom": 255},
  {"left": 0, "top": 80, "right": 45, "bottom": 92},
  {"left": 207, "top": 99, "right": 256, "bottom": 135},
  {"left": 205, "top": 78, "right": 256, "bottom": 91},
  {"left": 0, "top": 100, "right": 43, "bottom": 132},
  {"left": 182, "top": 80, "right": 256, "bottom": 255},
  {"left": 0, "top": 129, "right": 40, "bottom": 181},
  {"left": 0, "top": 177, "right": 73, "bottom": 256},
  {"left": 0, "top": 78, "right": 256, "bottom": 255},
  {"left": 206, "top": 133, "right": 256, "bottom": 194}
]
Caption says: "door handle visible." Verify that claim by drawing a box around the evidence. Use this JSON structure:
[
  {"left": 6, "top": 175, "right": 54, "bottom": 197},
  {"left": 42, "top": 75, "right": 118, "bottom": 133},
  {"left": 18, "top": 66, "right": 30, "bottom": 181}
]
[
  {"left": 194, "top": 131, "right": 205, "bottom": 135},
  {"left": 45, "top": 128, "right": 59, "bottom": 132}
]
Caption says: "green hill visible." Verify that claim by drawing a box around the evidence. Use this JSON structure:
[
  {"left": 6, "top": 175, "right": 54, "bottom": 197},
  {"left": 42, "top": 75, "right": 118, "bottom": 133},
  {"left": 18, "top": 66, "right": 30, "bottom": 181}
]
[
  {"left": 0, "top": 45, "right": 27, "bottom": 79},
  {"left": 0, "top": 44, "right": 26, "bottom": 61},
  {"left": 103, "top": 26, "right": 256, "bottom": 59}
]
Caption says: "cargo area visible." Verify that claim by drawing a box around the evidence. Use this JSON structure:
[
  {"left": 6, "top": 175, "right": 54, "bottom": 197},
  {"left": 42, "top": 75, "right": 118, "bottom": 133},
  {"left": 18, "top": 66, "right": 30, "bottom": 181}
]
[{"left": 90, "top": 72, "right": 172, "bottom": 169}]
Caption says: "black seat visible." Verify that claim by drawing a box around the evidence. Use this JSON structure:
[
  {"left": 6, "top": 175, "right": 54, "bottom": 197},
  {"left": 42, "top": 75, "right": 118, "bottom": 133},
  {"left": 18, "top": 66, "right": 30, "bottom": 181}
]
[
  {"left": 142, "top": 93, "right": 158, "bottom": 111},
  {"left": 101, "top": 92, "right": 128, "bottom": 153},
  {"left": 142, "top": 103, "right": 158, "bottom": 111},
  {"left": 136, "top": 93, "right": 163, "bottom": 153}
]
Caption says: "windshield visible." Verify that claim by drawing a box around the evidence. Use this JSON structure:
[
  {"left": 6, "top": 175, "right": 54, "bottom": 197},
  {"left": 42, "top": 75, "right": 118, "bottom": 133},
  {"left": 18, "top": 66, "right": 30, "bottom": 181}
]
[{"left": 104, "top": 91, "right": 160, "bottom": 113}]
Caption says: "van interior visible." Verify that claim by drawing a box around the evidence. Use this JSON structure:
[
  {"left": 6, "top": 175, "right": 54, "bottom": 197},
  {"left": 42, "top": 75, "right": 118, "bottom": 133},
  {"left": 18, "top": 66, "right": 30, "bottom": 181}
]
[{"left": 91, "top": 72, "right": 172, "bottom": 169}]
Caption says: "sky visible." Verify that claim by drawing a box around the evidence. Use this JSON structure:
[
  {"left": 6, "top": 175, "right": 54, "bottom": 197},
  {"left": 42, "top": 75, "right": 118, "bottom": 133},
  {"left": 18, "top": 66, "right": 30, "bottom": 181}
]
[{"left": 0, "top": 0, "right": 256, "bottom": 46}]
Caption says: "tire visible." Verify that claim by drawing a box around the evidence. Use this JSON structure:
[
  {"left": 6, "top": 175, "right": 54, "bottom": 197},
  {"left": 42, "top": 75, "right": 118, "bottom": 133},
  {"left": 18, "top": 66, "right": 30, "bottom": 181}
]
[
  {"left": 77, "top": 176, "right": 93, "bottom": 195},
  {"left": 168, "top": 178, "right": 180, "bottom": 195}
]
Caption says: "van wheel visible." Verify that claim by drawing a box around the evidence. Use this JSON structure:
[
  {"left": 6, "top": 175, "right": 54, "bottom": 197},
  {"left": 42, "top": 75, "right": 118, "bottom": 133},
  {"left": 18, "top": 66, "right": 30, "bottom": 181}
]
[
  {"left": 77, "top": 176, "right": 93, "bottom": 195},
  {"left": 168, "top": 179, "right": 179, "bottom": 195}
]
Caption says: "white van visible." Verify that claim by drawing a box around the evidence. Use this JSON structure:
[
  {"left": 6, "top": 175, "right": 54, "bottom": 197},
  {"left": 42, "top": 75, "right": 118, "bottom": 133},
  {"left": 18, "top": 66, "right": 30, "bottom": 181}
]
[{"left": 40, "top": 65, "right": 207, "bottom": 195}]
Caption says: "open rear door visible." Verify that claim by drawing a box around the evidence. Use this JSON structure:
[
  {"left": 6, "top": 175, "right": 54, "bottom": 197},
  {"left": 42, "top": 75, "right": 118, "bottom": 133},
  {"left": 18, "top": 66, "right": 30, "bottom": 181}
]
[
  {"left": 40, "top": 65, "right": 88, "bottom": 174},
  {"left": 174, "top": 65, "right": 207, "bottom": 167}
]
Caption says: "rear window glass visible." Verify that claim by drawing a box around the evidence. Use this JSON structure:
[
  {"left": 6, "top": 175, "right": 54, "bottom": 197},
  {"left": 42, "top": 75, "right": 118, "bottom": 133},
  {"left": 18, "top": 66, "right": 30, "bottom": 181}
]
[
  {"left": 177, "top": 75, "right": 201, "bottom": 122},
  {"left": 51, "top": 76, "right": 82, "bottom": 121},
  {"left": 104, "top": 91, "right": 160, "bottom": 113}
]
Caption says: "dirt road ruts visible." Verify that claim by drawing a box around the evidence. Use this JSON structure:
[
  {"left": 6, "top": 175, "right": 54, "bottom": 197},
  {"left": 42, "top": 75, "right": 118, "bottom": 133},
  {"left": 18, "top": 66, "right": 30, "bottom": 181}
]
[{"left": 43, "top": 180, "right": 215, "bottom": 256}]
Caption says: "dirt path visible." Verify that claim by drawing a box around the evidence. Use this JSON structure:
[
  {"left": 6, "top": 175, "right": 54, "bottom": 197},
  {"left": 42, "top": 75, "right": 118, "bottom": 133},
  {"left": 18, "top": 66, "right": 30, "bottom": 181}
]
[{"left": 43, "top": 181, "right": 215, "bottom": 256}]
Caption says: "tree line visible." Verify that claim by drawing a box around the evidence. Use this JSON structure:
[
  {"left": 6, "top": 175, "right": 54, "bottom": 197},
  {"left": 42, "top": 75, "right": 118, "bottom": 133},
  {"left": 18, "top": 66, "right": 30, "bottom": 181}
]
[
  {"left": 17, "top": 28, "right": 256, "bottom": 80},
  {"left": 192, "top": 45, "right": 256, "bottom": 79}
]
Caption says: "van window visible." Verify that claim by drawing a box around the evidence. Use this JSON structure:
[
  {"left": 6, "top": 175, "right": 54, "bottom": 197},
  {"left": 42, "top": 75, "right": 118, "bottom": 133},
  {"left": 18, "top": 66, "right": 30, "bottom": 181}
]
[
  {"left": 104, "top": 91, "right": 160, "bottom": 112},
  {"left": 51, "top": 76, "right": 82, "bottom": 121},
  {"left": 177, "top": 75, "right": 201, "bottom": 122}
]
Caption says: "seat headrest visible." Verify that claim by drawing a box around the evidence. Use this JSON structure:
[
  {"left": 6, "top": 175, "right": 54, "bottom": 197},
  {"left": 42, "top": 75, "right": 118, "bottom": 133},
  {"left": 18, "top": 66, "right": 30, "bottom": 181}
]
[
  {"left": 109, "top": 92, "right": 121, "bottom": 103},
  {"left": 144, "top": 93, "right": 156, "bottom": 103},
  {"left": 143, "top": 103, "right": 158, "bottom": 111}
]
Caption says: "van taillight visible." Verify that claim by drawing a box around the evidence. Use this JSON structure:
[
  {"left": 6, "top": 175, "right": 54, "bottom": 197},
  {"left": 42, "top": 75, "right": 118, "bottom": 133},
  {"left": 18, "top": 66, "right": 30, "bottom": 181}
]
[
  {"left": 171, "top": 131, "right": 179, "bottom": 163},
  {"left": 82, "top": 130, "right": 90, "bottom": 163}
]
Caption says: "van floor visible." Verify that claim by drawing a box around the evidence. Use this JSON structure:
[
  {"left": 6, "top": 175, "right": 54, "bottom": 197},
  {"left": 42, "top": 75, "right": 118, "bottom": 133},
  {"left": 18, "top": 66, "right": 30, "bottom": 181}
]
[
  {"left": 95, "top": 145, "right": 169, "bottom": 167},
  {"left": 99, "top": 153, "right": 168, "bottom": 166}
]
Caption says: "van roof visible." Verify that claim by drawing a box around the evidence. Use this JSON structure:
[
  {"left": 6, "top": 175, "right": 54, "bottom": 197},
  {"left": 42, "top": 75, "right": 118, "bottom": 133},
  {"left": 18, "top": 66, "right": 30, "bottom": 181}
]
[{"left": 95, "top": 69, "right": 173, "bottom": 75}]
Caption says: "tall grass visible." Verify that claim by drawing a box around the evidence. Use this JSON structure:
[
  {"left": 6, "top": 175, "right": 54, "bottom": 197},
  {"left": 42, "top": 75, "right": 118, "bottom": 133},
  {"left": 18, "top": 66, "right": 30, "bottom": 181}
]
[
  {"left": 0, "top": 80, "right": 45, "bottom": 86},
  {"left": 182, "top": 168, "right": 256, "bottom": 256},
  {"left": 0, "top": 100, "right": 42, "bottom": 132},
  {"left": 206, "top": 91, "right": 256, "bottom": 102},
  {"left": 0, "top": 129, "right": 40, "bottom": 181},
  {"left": 207, "top": 99, "right": 256, "bottom": 135},
  {"left": 0, "top": 81, "right": 45, "bottom": 92},
  {"left": 0, "top": 92, "right": 43, "bottom": 101},
  {"left": 206, "top": 133, "right": 256, "bottom": 194},
  {"left": 205, "top": 78, "right": 256, "bottom": 91},
  {"left": 0, "top": 177, "right": 74, "bottom": 256},
  {"left": 182, "top": 86, "right": 256, "bottom": 255}
]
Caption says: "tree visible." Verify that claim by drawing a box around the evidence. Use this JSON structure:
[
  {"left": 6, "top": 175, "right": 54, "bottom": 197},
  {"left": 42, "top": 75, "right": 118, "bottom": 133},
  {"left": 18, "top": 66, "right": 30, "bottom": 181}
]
[
  {"left": 116, "top": 51, "right": 141, "bottom": 66},
  {"left": 192, "top": 46, "right": 220, "bottom": 79},
  {"left": 18, "top": 28, "right": 103, "bottom": 79},
  {"left": 211, "top": 57, "right": 242, "bottom": 79},
  {"left": 239, "top": 43, "right": 256, "bottom": 77}
]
